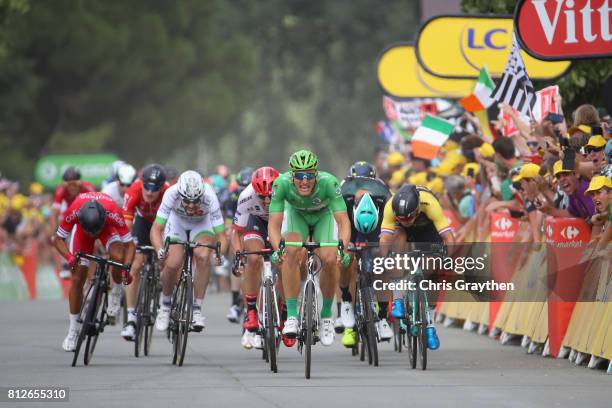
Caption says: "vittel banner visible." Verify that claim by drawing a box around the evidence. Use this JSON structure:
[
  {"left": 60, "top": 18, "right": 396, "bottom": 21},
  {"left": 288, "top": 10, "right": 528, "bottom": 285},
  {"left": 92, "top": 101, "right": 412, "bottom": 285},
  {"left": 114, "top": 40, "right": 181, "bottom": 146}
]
[{"left": 515, "top": 0, "right": 612, "bottom": 60}]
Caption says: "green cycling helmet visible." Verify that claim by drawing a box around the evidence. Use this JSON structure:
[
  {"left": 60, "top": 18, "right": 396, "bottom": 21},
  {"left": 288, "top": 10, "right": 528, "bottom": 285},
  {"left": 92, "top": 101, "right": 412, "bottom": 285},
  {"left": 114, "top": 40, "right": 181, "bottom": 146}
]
[
  {"left": 353, "top": 193, "right": 379, "bottom": 234},
  {"left": 289, "top": 149, "right": 318, "bottom": 171}
]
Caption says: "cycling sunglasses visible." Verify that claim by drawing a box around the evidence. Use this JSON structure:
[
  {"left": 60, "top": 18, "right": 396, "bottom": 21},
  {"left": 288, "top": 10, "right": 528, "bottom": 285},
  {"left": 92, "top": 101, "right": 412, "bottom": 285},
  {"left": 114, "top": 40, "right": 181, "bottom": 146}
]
[
  {"left": 292, "top": 171, "right": 317, "bottom": 181},
  {"left": 182, "top": 197, "right": 201, "bottom": 205},
  {"left": 526, "top": 141, "right": 539, "bottom": 147},
  {"left": 396, "top": 212, "right": 419, "bottom": 222},
  {"left": 585, "top": 146, "right": 604, "bottom": 154},
  {"left": 143, "top": 183, "right": 161, "bottom": 192}
]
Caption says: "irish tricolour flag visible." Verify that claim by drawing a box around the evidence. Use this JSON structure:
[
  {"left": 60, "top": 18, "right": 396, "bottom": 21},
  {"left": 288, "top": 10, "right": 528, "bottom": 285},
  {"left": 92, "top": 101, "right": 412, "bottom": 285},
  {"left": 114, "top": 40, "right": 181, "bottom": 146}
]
[
  {"left": 460, "top": 67, "right": 495, "bottom": 112},
  {"left": 411, "top": 115, "right": 454, "bottom": 160}
]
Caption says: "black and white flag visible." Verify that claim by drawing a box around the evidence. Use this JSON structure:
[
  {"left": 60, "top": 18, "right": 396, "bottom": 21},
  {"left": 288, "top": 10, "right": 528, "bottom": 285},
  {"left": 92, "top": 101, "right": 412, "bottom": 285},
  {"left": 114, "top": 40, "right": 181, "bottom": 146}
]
[{"left": 492, "top": 34, "right": 536, "bottom": 117}]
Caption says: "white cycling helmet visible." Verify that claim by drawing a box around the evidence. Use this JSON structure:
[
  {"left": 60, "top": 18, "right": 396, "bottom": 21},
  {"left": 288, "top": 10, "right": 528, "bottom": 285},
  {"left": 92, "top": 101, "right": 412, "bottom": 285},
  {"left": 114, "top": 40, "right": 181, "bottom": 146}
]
[
  {"left": 117, "top": 164, "right": 137, "bottom": 185},
  {"left": 177, "top": 170, "right": 205, "bottom": 200}
]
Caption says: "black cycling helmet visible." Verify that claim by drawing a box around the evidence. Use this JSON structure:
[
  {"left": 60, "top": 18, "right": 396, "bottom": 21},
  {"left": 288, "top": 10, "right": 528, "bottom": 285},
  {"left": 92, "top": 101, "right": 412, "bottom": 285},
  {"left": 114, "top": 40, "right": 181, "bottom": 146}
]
[
  {"left": 391, "top": 184, "right": 420, "bottom": 218},
  {"left": 349, "top": 161, "right": 376, "bottom": 178},
  {"left": 237, "top": 167, "right": 254, "bottom": 188},
  {"left": 78, "top": 200, "right": 106, "bottom": 235},
  {"left": 62, "top": 166, "right": 81, "bottom": 182},
  {"left": 142, "top": 164, "right": 166, "bottom": 191}
]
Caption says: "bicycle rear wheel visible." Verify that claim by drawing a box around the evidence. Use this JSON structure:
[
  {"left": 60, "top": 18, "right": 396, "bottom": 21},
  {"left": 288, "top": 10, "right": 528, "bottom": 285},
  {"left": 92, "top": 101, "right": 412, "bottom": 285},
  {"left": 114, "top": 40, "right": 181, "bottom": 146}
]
[
  {"left": 72, "top": 282, "right": 96, "bottom": 367},
  {"left": 304, "top": 280, "right": 315, "bottom": 379},
  {"left": 177, "top": 277, "right": 192, "bottom": 367},
  {"left": 84, "top": 285, "right": 106, "bottom": 365},
  {"left": 393, "top": 318, "right": 402, "bottom": 353},
  {"left": 265, "top": 283, "right": 277, "bottom": 373}
]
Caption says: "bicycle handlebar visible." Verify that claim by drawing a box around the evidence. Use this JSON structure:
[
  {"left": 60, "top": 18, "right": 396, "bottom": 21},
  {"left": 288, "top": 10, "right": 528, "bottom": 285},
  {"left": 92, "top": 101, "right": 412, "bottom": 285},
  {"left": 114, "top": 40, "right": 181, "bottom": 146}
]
[
  {"left": 75, "top": 252, "right": 130, "bottom": 270},
  {"left": 278, "top": 239, "right": 345, "bottom": 258},
  {"left": 163, "top": 238, "right": 222, "bottom": 263},
  {"left": 232, "top": 248, "right": 273, "bottom": 276}
]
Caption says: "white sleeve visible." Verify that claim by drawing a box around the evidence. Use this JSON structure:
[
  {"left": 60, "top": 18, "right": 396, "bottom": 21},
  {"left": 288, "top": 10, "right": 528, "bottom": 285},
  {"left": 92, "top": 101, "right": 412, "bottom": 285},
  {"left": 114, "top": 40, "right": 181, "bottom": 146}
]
[
  {"left": 155, "top": 185, "right": 178, "bottom": 222},
  {"left": 233, "top": 189, "right": 252, "bottom": 229}
]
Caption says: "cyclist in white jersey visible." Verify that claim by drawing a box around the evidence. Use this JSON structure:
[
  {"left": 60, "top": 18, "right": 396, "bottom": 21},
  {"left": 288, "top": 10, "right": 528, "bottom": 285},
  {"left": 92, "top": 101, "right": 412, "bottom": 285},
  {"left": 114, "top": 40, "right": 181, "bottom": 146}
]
[
  {"left": 151, "top": 170, "right": 228, "bottom": 331},
  {"left": 232, "top": 166, "right": 279, "bottom": 349}
]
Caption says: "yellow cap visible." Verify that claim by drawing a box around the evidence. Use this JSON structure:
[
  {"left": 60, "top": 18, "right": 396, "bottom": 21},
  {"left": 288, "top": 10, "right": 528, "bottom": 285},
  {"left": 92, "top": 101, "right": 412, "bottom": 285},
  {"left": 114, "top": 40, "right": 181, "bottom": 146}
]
[
  {"left": 10, "top": 194, "right": 27, "bottom": 211},
  {"left": 440, "top": 140, "right": 459, "bottom": 154},
  {"left": 390, "top": 169, "right": 406, "bottom": 186},
  {"left": 445, "top": 150, "right": 467, "bottom": 165},
  {"left": 514, "top": 163, "right": 541, "bottom": 182},
  {"left": 568, "top": 124, "right": 592, "bottom": 135},
  {"left": 586, "top": 135, "right": 607, "bottom": 149},
  {"left": 426, "top": 177, "right": 444, "bottom": 194},
  {"left": 584, "top": 175, "right": 612, "bottom": 195},
  {"left": 461, "top": 163, "right": 480, "bottom": 178},
  {"left": 29, "top": 182, "right": 44, "bottom": 195},
  {"left": 408, "top": 171, "right": 428, "bottom": 186},
  {"left": 552, "top": 160, "right": 572, "bottom": 176},
  {"left": 479, "top": 143, "right": 495, "bottom": 159},
  {"left": 432, "top": 160, "right": 457, "bottom": 177},
  {"left": 387, "top": 152, "right": 404, "bottom": 166}
]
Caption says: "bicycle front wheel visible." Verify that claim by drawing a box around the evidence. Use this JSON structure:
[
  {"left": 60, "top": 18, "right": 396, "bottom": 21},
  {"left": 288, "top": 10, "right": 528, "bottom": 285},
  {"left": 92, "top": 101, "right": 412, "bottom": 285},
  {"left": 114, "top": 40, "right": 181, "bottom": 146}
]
[
  {"left": 304, "top": 280, "right": 315, "bottom": 379},
  {"left": 362, "top": 281, "right": 378, "bottom": 367},
  {"left": 84, "top": 285, "right": 106, "bottom": 365},
  {"left": 134, "top": 273, "right": 148, "bottom": 357},
  {"left": 177, "top": 277, "right": 192, "bottom": 367},
  {"left": 265, "top": 283, "right": 277, "bottom": 373},
  {"left": 417, "top": 288, "right": 427, "bottom": 371},
  {"left": 72, "top": 282, "right": 96, "bottom": 367}
]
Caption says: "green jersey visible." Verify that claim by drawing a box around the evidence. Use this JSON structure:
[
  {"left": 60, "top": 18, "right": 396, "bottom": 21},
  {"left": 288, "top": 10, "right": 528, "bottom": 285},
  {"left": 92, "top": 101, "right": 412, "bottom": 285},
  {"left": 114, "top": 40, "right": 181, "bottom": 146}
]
[{"left": 269, "top": 171, "right": 347, "bottom": 214}]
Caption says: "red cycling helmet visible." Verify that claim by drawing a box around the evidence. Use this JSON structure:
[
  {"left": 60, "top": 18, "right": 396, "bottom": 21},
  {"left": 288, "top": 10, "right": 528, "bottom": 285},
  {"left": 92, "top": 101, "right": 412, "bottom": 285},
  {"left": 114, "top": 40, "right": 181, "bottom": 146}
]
[{"left": 251, "top": 166, "right": 279, "bottom": 196}]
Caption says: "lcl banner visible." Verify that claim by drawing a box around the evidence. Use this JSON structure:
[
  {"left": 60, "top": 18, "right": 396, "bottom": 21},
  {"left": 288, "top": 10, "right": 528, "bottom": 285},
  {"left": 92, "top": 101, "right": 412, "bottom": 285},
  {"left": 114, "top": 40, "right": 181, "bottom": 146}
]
[
  {"left": 415, "top": 15, "right": 571, "bottom": 79},
  {"left": 377, "top": 43, "right": 475, "bottom": 98},
  {"left": 515, "top": 0, "right": 612, "bottom": 60}
]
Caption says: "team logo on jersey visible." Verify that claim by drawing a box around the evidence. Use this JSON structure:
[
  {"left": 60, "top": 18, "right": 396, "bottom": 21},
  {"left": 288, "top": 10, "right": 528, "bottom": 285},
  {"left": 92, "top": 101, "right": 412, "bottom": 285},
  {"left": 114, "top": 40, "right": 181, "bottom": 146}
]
[{"left": 312, "top": 197, "right": 322, "bottom": 205}]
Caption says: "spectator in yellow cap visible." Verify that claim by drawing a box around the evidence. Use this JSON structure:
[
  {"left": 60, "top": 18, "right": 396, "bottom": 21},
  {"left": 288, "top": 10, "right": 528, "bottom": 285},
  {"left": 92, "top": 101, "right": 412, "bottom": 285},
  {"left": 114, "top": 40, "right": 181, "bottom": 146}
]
[
  {"left": 387, "top": 151, "right": 404, "bottom": 173},
  {"left": 584, "top": 175, "right": 612, "bottom": 244},
  {"left": 29, "top": 182, "right": 44, "bottom": 195},
  {"left": 540, "top": 160, "right": 595, "bottom": 219},
  {"left": 586, "top": 134, "right": 607, "bottom": 175}
]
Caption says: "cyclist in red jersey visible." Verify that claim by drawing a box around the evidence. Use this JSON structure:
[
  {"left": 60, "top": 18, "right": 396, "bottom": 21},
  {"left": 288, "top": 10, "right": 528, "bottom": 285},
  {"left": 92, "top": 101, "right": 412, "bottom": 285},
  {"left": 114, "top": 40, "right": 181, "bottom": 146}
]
[
  {"left": 119, "top": 164, "right": 169, "bottom": 340},
  {"left": 53, "top": 192, "right": 136, "bottom": 352},
  {"left": 50, "top": 167, "right": 96, "bottom": 279}
]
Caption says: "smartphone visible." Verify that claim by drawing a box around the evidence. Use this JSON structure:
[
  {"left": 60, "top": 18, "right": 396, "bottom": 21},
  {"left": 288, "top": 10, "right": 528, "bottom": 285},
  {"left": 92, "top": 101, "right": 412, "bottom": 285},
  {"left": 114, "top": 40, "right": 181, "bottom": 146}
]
[
  {"left": 545, "top": 112, "right": 564, "bottom": 124},
  {"left": 467, "top": 168, "right": 475, "bottom": 178}
]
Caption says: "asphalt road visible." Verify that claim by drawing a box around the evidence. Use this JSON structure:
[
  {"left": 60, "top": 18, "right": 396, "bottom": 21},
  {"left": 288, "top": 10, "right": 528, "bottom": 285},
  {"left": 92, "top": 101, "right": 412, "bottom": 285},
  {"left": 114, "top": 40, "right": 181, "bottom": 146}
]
[{"left": 0, "top": 294, "right": 609, "bottom": 408}]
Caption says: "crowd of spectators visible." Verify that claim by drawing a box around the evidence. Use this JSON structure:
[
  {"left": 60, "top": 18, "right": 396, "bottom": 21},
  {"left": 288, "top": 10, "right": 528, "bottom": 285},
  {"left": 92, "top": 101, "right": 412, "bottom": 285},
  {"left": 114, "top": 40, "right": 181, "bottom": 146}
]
[{"left": 375, "top": 99, "right": 612, "bottom": 252}]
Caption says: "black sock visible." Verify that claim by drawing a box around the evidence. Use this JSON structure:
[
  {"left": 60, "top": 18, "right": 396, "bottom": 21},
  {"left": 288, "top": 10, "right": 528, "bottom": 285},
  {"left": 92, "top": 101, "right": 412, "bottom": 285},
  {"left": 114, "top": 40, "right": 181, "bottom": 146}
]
[
  {"left": 378, "top": 301, "right": 388, "bottom": 320},
  {"left": 336, "top": 302, "right": 341, "bottom": 316},
  {"left": 281, "top": 303, "right": 287, "bottom": 322},
  {"left": 231, "top": 291, "right": 240, "bottom": 306},
  {"left": 340, "top": 286, "right": 352, "bottom": 303}
]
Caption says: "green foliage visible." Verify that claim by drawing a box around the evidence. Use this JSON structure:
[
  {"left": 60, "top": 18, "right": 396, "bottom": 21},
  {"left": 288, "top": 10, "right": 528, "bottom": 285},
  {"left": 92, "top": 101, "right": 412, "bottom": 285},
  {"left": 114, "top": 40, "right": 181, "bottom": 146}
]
[
  {"left": 461, "top": 0, "right": 612, "bottom": 115},
  {"left": 0, "top": 0, "right": 421, "bottom": 182}
]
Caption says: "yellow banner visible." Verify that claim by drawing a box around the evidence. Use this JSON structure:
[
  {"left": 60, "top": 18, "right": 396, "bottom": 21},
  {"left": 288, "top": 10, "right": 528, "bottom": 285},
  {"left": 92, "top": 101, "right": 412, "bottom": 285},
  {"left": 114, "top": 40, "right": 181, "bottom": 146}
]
[
  {"left": 416, "top": 15, "right": 571, "bottom": 79},
  {"left": 377, "top": 43, "right": 474, "bottom": 98}
]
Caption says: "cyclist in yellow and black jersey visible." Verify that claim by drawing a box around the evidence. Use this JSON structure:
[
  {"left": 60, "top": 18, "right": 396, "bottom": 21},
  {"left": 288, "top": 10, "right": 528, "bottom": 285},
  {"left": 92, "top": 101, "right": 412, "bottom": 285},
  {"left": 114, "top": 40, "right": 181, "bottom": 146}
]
[{"left": 378, "top": 184, "right": 455, "bottom": 351}]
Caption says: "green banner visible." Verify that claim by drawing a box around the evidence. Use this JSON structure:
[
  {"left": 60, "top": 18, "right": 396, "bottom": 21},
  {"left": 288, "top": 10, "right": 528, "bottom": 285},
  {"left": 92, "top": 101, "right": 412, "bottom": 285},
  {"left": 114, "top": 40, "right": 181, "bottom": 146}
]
[{"left": 34, "top": 154, "right": 119, "bottom": 188}]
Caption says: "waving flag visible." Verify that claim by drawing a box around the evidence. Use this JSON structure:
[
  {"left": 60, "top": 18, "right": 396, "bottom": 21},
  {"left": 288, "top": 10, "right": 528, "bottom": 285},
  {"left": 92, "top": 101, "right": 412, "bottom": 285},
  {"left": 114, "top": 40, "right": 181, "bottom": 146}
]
[
  {"left": 491, "top": 35, "right": 536, "bottom": 117},
  {"left": 411, "top": 115, "right": 454, "bottom": 160},
  {"left": 460, "top": 67, "right": 495, "bottom": 112}
]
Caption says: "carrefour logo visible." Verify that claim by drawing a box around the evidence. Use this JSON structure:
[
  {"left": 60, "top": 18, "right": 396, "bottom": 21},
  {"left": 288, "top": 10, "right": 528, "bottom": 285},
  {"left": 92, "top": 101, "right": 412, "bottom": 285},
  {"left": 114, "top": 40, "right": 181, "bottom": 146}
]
[
  {"left": 495, "top": 217, "right": 513, "bottom": 231},
  {"left": 561, "top": 226, "right": 580, "bottom": 240}
]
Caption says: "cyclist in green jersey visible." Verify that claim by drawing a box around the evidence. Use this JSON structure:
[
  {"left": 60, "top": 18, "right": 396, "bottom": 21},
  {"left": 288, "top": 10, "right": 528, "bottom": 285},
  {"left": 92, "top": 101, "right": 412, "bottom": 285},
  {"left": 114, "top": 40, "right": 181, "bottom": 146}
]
[{"left": 268, "top": 150, "right": 351, "bottom": 346}]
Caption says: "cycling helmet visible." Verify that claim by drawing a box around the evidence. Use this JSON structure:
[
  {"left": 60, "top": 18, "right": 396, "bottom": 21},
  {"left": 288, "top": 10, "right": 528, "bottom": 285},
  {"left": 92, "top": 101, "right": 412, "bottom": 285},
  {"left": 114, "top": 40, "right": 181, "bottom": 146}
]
[
  {"left": 78, "top": 200, "right": 106, "bottom": 235},
  {"left": 350, "top": 161, "right": 376, "bottom": 178},
  {"left": 252, "top": 166, "right": 279, "bottom": 196},
  {"left": 289, "top": 149, "right": 318, "bottom": 171},
  {"left": 117, "top": 164, "right": 137, "bottom": 185},
  {"left": 177, "top": 170, "right": 205, "bottom": 200},
  {"left": 142, "top": 164, "right": 166, "bottom": 191},
  {"left": 62, "top": 166, "right": 81, "bottom": 182},
  {"left": 353, "top": 193, "right": 379, "bottom": 234},
  {"left": 237, "top": 167, "right": 254, "bottom": 188},
  {"left": 110, "top": 160, "right": 126, "bottom": 179},
  {"left": 392, "top": 184, "right": 420, "bottom": 218}
]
